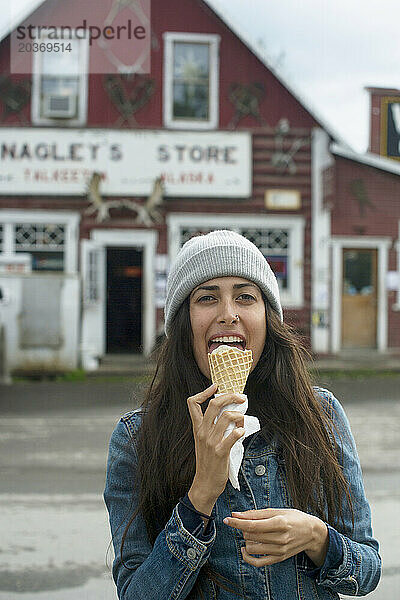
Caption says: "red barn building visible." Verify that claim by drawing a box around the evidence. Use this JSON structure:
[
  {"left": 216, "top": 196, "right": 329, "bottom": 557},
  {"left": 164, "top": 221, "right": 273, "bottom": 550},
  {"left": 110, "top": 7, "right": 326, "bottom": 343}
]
[
  {"left": 311, "top": 88, "right": 400, "bottom": 355},
  {"left": 1, "top": 0, "right": 398, "bottom": 374}
]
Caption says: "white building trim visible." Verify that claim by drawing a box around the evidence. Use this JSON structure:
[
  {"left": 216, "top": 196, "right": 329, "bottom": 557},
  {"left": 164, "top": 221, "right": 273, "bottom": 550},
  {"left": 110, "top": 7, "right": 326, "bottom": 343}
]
[
  {"left": 0, "top": 209, "right": 80, "bottom": 273},
  {"left": 167, "top": 212, "right": 305, "bottom": 308},
  {"left": 90, "top": 228, "right": 157, "bottom": 356},
  {"left": 331, "top": 143, "right": 400, "bottom": 176},
  {"left": 163, "top": 32, "right": 220, "bottom": 130},
  {"left": 330, "top": 236, "right": 391, "bottom": 353},
  {"left": 394, "top": 221, "right": 400, "bottom": 311},
  {"left": 311, "top": 128, "right": 333, "bottom": 353}
]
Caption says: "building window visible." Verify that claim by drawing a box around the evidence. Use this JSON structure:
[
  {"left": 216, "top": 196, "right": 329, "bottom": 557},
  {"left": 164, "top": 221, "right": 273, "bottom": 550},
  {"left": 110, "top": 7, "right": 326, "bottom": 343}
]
[
  {"left": 180, "top": 227, "right": 216, "bottom": 246},
  {"left": 173, "top": 42, "right": 210, "bottom": 119},
  {"left": 241, "top": 229, "right": 289, "bottom": 291},
  {"left": 15, "top": 223, "right": 65, "bottom": 248},
  {"left": 169, "top": 214, "right": 304, "bottom": 308},
  {"left": 0, "top": 211, "right": 79, "bottom": 274},
  {"left": 15, "top": 224, "right": 65, "bottom": 272},
  {"left": 32, "top": 33, "right": 88, "bottom": 126},
  {"left": 180, "top": 227, "right": 290, "bottom": 292},
  {"left": 163, "top": 33, "right": 219, "bottom": 129}
]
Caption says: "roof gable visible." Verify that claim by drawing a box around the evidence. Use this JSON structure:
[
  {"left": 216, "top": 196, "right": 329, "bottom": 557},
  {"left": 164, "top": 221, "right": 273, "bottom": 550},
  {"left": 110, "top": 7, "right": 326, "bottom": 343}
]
[{"left": 1, "top": 0, "right": 349, "bottom": 147}]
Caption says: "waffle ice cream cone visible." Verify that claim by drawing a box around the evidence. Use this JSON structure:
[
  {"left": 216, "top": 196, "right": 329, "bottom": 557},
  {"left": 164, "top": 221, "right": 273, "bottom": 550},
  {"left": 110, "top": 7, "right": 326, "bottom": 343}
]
[{"left": 208, "top": 345, "right": 253, "bottom": 394}]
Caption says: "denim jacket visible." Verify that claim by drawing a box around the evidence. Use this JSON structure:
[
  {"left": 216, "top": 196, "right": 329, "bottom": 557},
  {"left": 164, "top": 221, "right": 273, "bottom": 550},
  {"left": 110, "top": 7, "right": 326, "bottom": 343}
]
[{"left": 103, "top": 388, "right": 381, "bottom": 599}]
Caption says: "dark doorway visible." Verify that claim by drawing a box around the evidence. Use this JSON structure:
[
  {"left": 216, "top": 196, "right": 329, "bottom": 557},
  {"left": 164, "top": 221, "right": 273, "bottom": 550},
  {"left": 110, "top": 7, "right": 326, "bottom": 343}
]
[{"left": 106, "top": 247, "right": 143, "bottom": 353}]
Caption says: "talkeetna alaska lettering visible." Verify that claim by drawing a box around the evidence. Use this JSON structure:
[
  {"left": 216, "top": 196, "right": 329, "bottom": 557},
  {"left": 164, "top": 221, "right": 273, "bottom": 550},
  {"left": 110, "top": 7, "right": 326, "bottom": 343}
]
[
  {"left": 23, "top": 167, "right": 95, "bottom": 183},
  {"left": 161, "top": 172, "right": 215, "bottom": 184},
  {"left": 0, "top": 142, "right": 123, "bottom": 162}
]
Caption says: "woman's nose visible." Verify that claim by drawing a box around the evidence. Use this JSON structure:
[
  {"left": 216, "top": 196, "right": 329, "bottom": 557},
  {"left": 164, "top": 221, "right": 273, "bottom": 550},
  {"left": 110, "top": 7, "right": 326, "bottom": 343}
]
[{"left": 217, "top": 301, "right": 238, "bottom": 324}]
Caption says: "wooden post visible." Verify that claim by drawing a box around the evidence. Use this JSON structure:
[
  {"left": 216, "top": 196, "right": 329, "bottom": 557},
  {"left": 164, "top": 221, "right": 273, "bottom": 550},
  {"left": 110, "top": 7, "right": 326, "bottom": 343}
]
[{"left": 0, "top": 323, "right": 11, "bottom": 385}]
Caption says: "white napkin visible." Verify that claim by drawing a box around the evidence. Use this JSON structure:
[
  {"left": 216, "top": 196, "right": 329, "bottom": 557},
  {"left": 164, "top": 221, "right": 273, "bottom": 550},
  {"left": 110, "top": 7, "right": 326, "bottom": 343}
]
[{"left": 214, "top": 393, "right": 260, "bottom": 490}]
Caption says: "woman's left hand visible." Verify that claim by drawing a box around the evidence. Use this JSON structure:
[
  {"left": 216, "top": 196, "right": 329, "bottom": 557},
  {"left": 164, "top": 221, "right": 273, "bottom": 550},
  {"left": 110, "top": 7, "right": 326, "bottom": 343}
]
[{"left": 224, "top": 508, "right": 329, "bottom": 568}]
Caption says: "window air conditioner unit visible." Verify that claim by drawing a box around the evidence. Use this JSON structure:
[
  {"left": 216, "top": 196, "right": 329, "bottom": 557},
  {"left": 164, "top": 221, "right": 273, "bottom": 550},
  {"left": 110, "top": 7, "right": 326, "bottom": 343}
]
[{"left": 43, "top": 94, "right": 77, "bottom": 118}]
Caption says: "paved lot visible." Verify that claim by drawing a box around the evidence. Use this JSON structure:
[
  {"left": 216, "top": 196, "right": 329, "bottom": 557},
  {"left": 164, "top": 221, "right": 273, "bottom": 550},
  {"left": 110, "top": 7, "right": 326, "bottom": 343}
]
[{"left": 0, "top": 376, "right": 399, "bottom": 599}]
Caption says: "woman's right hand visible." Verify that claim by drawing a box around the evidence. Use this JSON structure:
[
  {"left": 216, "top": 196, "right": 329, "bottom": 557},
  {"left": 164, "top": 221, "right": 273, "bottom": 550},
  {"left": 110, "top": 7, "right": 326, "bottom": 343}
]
[{"left": 187, "top": 382, "right": 246, "bottom": 515}]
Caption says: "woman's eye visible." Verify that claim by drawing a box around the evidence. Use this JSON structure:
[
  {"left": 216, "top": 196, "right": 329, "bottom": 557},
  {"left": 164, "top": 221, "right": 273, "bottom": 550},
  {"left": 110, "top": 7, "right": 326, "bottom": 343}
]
[
  {"left": 197, "top": 295, "right": 215, "bottom": 302},
  {"left": 237, "top": 293, "right": 256, "bottom": 302}
]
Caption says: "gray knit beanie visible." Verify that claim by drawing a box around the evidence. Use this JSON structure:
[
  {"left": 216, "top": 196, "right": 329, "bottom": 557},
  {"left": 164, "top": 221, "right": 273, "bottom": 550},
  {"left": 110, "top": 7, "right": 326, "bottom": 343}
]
[{"left": 164, "top": 230, "right": 283, "bottom": 336}]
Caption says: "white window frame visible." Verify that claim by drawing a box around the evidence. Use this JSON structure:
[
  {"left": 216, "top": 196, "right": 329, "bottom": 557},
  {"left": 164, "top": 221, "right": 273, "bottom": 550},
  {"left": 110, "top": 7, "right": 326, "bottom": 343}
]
[
  {"left": 90, "top": 228, "right": 158, "bottom": 356},
  {"left": 330, "top": 236, "right": 391, "bottom": 353},
  {"left": 31, "top": 31, "right": 89, "bottom": 127},
  {"left": 394, "top": 221, "right": 400, "bottom": 311},
  {"left": 163, "top": 32, "right": 220, "bottom": 130},
  {"left": 0, "top": 210, "right": 80, "bottom": 274},
  {"left": 167, "top": 213, "right": 305, "bottom": 308}
]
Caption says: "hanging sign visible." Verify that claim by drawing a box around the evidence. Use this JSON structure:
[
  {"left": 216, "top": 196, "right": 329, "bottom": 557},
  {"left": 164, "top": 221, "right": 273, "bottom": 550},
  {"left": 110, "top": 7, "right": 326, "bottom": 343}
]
[
  {"left": 0, "top": 128, "right": 251, "bottom": 197},
  {"left": 265, "top": 189, "right": 301, "bottom": 210}
]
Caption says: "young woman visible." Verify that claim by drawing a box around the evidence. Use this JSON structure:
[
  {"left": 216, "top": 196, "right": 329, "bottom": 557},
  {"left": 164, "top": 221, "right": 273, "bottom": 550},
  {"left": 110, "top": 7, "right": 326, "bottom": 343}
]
[{"left": 104, "top": 230, "right": 381, "bottom": 599}]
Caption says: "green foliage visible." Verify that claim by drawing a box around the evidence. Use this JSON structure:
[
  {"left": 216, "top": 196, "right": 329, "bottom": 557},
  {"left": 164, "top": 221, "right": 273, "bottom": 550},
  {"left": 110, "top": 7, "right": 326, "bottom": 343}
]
[{"left": 309, "top": 368, "right": 400, "bottom": 380}]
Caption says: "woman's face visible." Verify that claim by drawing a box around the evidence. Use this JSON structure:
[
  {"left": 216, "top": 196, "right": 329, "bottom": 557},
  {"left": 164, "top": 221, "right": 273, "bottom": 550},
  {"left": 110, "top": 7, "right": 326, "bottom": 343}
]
[{"left": 189, "top": 276, "right": 267, "bottom": 379}]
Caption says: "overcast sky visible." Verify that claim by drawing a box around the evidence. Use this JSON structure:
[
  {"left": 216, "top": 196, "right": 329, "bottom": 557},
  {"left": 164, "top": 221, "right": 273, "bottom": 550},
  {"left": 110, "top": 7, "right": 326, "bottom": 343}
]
[{"left": 1, "top": 0, "right": 399, "bottom": 153}]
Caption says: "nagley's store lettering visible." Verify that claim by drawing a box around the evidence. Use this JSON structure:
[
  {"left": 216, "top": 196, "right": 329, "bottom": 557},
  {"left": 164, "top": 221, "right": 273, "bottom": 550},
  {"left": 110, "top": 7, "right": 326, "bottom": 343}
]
[
  {"left": 1, "top": 142, "right": 123, "bottom": 162},
  {"left": 0, "top": 129, "right": 251, "bottom": 197},
  {"left": 1, "top": 142, "right": 237, "bottom": 164}
]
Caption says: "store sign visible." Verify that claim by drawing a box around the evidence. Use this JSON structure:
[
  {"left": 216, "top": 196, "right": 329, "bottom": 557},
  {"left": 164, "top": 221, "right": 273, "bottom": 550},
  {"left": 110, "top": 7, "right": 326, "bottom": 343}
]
[
  {"left": 265, "top": 189, "right": 301, "bottom": 210},
  {"left": 0, "top": 253, "right": 32, "bottom": 273},
  {"left": 381, "top": 97, "right": 400, "bottom": 160},
  {"left": 0, "top": 128, "right": 251, "bottom": 197}
]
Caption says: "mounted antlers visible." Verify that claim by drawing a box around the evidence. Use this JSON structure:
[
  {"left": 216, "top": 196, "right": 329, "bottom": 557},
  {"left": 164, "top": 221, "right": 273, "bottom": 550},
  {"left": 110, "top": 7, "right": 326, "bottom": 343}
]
[{"left": 84, "top": 172, "right": 165, "bottom": 225}]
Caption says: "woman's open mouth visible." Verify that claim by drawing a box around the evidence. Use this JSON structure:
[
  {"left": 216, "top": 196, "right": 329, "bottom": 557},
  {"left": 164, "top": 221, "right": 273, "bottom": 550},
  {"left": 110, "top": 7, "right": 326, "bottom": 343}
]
[{"left": 208, "top": 336, "right": 246, "bottom": 353}]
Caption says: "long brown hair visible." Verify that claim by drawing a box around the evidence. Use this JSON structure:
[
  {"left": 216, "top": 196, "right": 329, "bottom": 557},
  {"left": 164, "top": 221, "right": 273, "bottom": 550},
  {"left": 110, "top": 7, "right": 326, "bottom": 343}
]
[{"left": 119, "top": 298, "right": 354, "bottom": 597}]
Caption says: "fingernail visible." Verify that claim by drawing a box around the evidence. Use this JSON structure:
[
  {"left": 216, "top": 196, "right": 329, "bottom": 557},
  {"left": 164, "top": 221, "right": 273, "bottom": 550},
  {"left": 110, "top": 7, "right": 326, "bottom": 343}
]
[
  {"left": 223, "top": 517, "right": 229, "bottom": 524},
  {"left": 232, "top": 511, "right": 242, "bottom": 515}
]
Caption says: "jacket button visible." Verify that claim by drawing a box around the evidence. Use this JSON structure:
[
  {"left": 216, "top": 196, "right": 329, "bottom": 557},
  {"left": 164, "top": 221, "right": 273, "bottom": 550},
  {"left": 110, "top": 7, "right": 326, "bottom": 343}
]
[
  {"left": 255, "top": 464, "right": 266, "bottom": 476},
  {"left": 187, "top": 547, "right": 197, "bottom": 559}
]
